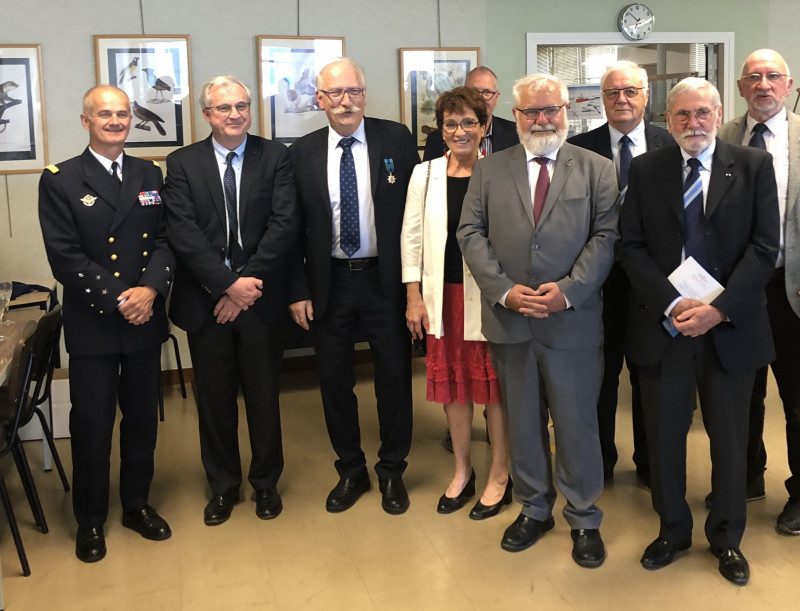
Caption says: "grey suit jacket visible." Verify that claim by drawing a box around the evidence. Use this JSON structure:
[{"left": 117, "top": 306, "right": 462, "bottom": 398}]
[
  {"left": 457, "top": 142, "right": 619, "bottom": 347},
  {"left": 718, "top": 110, "right": 800, "bottom": 317}
]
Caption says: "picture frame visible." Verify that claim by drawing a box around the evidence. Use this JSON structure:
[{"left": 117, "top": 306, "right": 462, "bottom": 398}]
[
  {"left": 94, "top": 35, "right": 194, "bottom": 159},
  {"left": 399, "top": 47, "right": 480, "bottom": 150},
  {"left": 0, "top": 44, "right": 47, "bottom": 174},
  {"left": 257, "top": 35, "right": 345, "bottom": 144}
]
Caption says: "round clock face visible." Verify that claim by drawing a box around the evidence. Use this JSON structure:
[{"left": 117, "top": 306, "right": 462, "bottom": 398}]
[{"left": 618, "top": 4, "right": 655, "bottom": 41}]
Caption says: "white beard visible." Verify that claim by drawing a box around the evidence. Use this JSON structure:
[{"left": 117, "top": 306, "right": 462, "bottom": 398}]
[{"left": 517, "top": 124, "right": 567, "bottom": 156}]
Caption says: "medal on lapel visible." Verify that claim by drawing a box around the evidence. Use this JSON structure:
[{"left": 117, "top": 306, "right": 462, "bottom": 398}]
[
  {"left": 384, "top": 158, "right": 396, "bottom": 184},
  {"left": 80, "top": 194, "right": 97, "bottom": 207}
]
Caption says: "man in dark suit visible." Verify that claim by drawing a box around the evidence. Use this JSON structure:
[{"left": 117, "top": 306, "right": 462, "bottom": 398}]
[
  {"left": 714, "top": 49, "right": 800, "bottom": 535},
  {"left": 163, "top": 76, "right": 298, "bottom": 526},
  {"left": 289, "top": 58, "right": 418, "bottom": 515},
  {"left": 39, "top": 85, "right": 174, "bottom": 563},
  {"left": 423, "top": 66, "right": 518, "bottom": 161},
  {"left": 620, "top": 78, "right": 779, "bottom": 585},
  {"left": 458, "top": 73, "right": 619, "bottom": 568},
  {"left": 568, "top": 60, "right": 673, "bottom": 486}
]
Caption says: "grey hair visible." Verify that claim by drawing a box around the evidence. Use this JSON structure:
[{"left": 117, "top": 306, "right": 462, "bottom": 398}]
[
  {"left": 315, "top": 57, "right": 366, "bottom": 89},
  {"left": 666, "top": 77, "right": 721, "bottom": 110},
  {"left": 601, "top": 60, "right": 649, "bottom": 90},
  {"left": 199, "top": 76, "right": 251, "bottom": 109},
  {"left": 512, "top": 73, "right": 568, "bottom": 107}
]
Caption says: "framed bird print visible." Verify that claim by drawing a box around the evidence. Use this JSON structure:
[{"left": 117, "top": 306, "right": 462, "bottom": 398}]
[
  {"left": 257, "top": 35, "right": 345, "bottom": 144},
  {"left": 399, "top": 48, "right": 480, "bottom": 150},
  {"left": 94, "top": 35, "right": 194, "bottom": 159},
  {"left": 0, "top": 44, "right": 48, "bottom": 174}
]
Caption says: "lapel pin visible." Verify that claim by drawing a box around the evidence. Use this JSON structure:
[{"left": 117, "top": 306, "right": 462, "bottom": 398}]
[
  {"left": 80, "top": 194, "right": 97, "bottom": 207},
  {"left": 726, "top": 173, "right": 732, "bottom": 177}
]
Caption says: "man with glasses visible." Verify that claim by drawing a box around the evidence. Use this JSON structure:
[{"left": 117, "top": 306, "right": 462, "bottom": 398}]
[
  {"left": 620, "top": 78, "right": 779, "bottom": 585},
  {"left": 458, "top": 73, "right": 618, "bottom": 567},
  {"left": 289, "top": 59, "right": 419, "bottom": 514},
  {"left": 423, "top": 66, "right": 519, "bottom": 161},
  {"left": 713, "top": 49, "right": 800, "bottom": 536},
  {"left": 163, "top": 76, "right": 299, "bottom": 526},
  {"left": 568, "top": 60, "right": 673, "bottom": 488}
]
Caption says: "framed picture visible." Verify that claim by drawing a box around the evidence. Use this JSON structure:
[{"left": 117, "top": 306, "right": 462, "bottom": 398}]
[
  {"left": 0, "top": 44, "right": 47, "bottom": 174},
  {"left": 257, "top": 35, "right": 345, "bottom": 144},
  {"left": 94, "top": 35, "right": 194, "bottom": 159},
  {"left": 399, "top": 47, "right": 480, "bottom": 150}
]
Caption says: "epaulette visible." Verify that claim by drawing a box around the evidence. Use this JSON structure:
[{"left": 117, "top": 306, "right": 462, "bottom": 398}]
[
  {"left": 151, "top": 160, "right": 160, "bottom": 167},
  {"left": 45, "top": 164, "right": 59, "bottom": 174}
]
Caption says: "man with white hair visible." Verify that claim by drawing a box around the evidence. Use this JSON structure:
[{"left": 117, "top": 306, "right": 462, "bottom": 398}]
[
  {"left": 568, "top": 60, "right": 673, "bottom": 486},
  {"left": 458, "top": 73, "right": 619, "bottom": 567},
  {"left": 620, "top": 78, "right": 779, "bottom": 585}
]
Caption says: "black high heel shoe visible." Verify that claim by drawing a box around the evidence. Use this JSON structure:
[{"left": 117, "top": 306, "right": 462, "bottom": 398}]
[
  {"left": 437, "top": 469, "right": 476, "bottom": 514},
  {"left": 468, "top": 477, "right": 513, "bottom": 520}
]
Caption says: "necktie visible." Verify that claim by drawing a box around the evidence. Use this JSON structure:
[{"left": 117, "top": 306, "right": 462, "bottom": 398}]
[
  {"left": 110, "top": 161, "right": 122, "bottom": 182},
  {"left": 683, "top": 158, "right": 708, "bottom": 269},
  {"left": 224, "top": 151, "right": 246, "bottom": 272},
  {"left": 533, "top": 157, "right": 550, "bottom": 225},
  {"left": 339, "top": 137, "right": 360, "bottom": 257},
  {"left": 748, "top": 122, "right": 768, "bottom": 150},
  {"left": 618, "top": 135, "right": 632, "bottom": 192}
]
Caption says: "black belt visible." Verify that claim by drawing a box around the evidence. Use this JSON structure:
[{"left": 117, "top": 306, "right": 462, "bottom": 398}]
[{"left": 331, "top": 257, "right": 377, "bottom": 271}]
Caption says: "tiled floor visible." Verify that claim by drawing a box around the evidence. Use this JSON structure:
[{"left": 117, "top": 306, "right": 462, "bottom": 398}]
[{"left": 1, "top": 359, "right": 797, "bottom": 609}]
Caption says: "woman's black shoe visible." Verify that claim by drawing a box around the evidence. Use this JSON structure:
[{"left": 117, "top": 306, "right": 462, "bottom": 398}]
[
  {"left": 469, "top": 477, "right": 513, "bottom": 520},
  {"left": 437, "top": 469, "right": 476, "bottom": 514}
]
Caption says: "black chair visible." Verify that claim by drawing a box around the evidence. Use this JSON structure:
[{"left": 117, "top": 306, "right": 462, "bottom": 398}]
[
  {"left": 158, "top": 328, "right": 187, "bottom": 422},
  {"left": 0, "top": 320, "right": 37, "bottom": 576}
]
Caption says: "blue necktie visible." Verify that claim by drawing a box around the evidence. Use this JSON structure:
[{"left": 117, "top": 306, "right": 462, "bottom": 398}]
[
  {"left": 618, "top": 135, "right": 632, "bottom": 192},
  {"left": 224, "top": 151, "right": 246, "bottom": 272},
  {"left": 683, "top": 158, "right": 708, "bottom": 269},
  {"left": 748, "top": 123, "right": 768, "bottom": 150},
  {"left": 338, "top": 137, "right": 360, "bottom": 257}
]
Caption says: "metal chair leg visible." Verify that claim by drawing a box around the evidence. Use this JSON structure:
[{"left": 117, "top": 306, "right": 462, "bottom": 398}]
[
  {"left": 169, "top": 333, "right": 187, "bottom": 399},
  {"left": 34, "top": 407, "right": 70, "bottom": 491},
  {"left": 0, "top": 475, "right": 31, "bottom": 576},
  {"left": 12, "top": 441, "right": 48, "bottom": 534}
]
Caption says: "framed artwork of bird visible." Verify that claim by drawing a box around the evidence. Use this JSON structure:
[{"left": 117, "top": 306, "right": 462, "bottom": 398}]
[{"left": 94, "top": 35, "right": 194, "bottom": 159}]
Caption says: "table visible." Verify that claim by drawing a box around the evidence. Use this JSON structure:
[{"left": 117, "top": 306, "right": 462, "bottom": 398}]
[{"left": 0, "top": 310, "right": 42, "bottom": 385}]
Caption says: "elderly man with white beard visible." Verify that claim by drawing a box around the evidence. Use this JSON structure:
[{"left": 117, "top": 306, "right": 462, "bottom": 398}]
[{"left": 458, "top": 73, "right": 619, "bottom": 567}]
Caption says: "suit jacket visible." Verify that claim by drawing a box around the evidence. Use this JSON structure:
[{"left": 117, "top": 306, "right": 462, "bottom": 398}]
[
  {"left": 289, "top": 117, "right": 419, "bottom": 318},
  {"left": 38, "top": 148, "right": 173, "bottom": 356},
  {"left": 400, "top": 156, "right": 484, "bottom": 341},
  {"left": 163, "top": 134, "right": 299, "bottom": 333},
  {"left": 718, "top": 110, "right": 800, "bottom": 317},
  {"left": 423, "top": 115, "right": 519, "bottom": 161},
  {"left": 620, "top": 139, "right": 779, "bottom": 373},
  {"left": 567, "top": 120, "right": 673, "bottom": 162},
  {"left": 457, "top": 142, "right": 619, "bottom": 347}
]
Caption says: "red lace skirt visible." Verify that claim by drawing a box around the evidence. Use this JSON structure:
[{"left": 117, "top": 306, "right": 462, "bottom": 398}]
[{"left": 425, "top": 282, "right": 501, "bottom": 405}]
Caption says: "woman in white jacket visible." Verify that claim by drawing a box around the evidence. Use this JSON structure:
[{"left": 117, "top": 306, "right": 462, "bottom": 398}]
[{"left": 401, "top": 87, "right": 510, "bottom": 519}]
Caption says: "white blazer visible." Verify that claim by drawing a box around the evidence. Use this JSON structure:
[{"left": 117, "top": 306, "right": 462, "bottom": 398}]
[{"left": 400, "top": 155, "right": 485, "bottom": 341}]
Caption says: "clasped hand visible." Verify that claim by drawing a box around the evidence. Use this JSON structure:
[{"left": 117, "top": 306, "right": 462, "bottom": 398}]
[
  {"left": 117, "top": 286, "right": 156, "bottom": 325},
  {"left": 669, "top": 298, "right": 724, "bottom": 337},
  {"left": 506, "top": 283, "right": 566, "bottom": 318}
]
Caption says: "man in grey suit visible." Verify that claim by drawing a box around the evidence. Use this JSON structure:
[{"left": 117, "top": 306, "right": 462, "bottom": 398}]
[
  {"left": 458, "top": 73, "right": 619, "bottom": 568},
  {"left": 716, "top": 49, "right": 800, "bottom": 535}
]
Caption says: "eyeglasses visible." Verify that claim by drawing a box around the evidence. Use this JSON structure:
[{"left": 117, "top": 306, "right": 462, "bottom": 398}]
[
  {"left": 670, "top": 107, "right": 717, "bottom": 124},
  {"left": 206, "top": 102, "right": 251, "bottom": 115},
  {"left": 319, "top": 88, "right": 366, "bottom": 101},
  {"left": 602, "top": 87, "right": 646, "bottom": 99},
  {"left": 442, "top": 118, "right": 481, "bottom": 133},
  {"left": 515, "top": 104, "right": 565, "bottom": 120},
  {"left": 475, "top": 89, "right": 498, "bottom": 100},
  {"left": 741, "top": 72, "right": 788, "bottom": 85}
]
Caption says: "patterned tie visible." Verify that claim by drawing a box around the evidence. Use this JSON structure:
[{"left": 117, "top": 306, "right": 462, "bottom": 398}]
[
  {"left": 683, "top": 158, "right": 708, "bottom": 269},
  {"left": 224, "top": 151, "right": 247, "bottom": 272},
  {"left": 748, "top": 122, "right": 768, "bottom": 150},
  {"left": 110, "top": 161, "right": 122, "bottom": 182},
  {"left": 533, "top": 157, "right": 550, "bottom": 225},
  {"left": 618, "top": 135, "right": 632, "bottom": 193},
  {"left": 338, "top": 137, "right": 360, "bottom": 256}
]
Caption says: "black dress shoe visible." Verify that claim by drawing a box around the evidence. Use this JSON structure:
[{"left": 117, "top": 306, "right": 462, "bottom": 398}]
[
  {"left": 711, "top": 547, "right": 750, "bottom": 585},
  {"left": 204, "top": 493, "right": 238, "bottom": 526},
  {"left": 469, "top": 476, "right": 513, "bottom": 520},
  {"left": 326, "top": 474, "right": 370, "bottom": 513},
  {"left": 255, "top": 487, "right": 283, "bottom": 520},
  {"left": 500, "top": 513, "right": 555, "bottom": 552},
  {"left": 122, "top": 505, "right": 172, "bottom": 540},
  {"left": 571, "top": 529, "right": 606, "bottom": 568},
  {"left": 437, "top": 469, "right": 476, "bottom": 514},
  {"left": 776, "top": 497, "right": 800, "bottom": 536},
  {"left": 640, "top": 537, "right": 691, "bottom": 570},
  {"left": 76, "top": 526, "right": 106, "bottom": 563},
  {"left": 379, "top": 477, "right": 409, "bottom": 515}
]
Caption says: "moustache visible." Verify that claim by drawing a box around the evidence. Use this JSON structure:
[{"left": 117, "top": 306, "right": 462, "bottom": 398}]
[
  {"left": 331, "top": 104, "right": 362, "bottom": 115},
  {"left": 529, "top": 124, "right": 557, "bottom": 133},
  {"left": 683, "top": 130, "right": 710, "bottom": 137}
]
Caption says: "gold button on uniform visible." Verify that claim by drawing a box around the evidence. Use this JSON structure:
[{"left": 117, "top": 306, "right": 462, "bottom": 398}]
[
  {"left": 108, "top": 237, "right": 115, "bottom": 243},
  {"left": 111, "top": 254, "right": 118, "bottom": 261},
  {"left": 142, "top": 233, "right": 148, "bottom": 239},
  {"left": 114, "top": 272, "right": 120, "bottom": 277},
  {"left": 143, "top": 251, "right": 148, "bottom": 257}
]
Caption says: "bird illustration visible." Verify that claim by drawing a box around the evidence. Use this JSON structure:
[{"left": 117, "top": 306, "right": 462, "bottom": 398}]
[
  {"left": 141, "top": 68, "right": 172, "bottom": 102},
  {"left": 132, "top": 101, "right": 166, "bottom": 136},
  {"left": 0, "top": 81, "right": 20, "bottom": 104},
  {"left": 118, "top": 57, "right": 140, "bottom": 85}
]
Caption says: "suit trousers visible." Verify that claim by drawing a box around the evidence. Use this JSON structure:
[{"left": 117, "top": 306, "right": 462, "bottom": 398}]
[
  {"left": 311, "top": 262, "right": 412, "bottom": 480},
  {"left": 638, "top": 334, "right": 752, "bottom": 550},
  {"left": 188, "top": 309, "right": 284, "bottom": 496},
  {"left": 597, "top": 261, "right": 649, "bottom": 480},
  {"left": 489, "top": 338, "right": 604, "bottom": 529},
  {"left": 69, "top": 346, "right": 160, "bottom": 528},
  {"left": 747, "top": 267, "right": 800, "bottom": 498}
]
